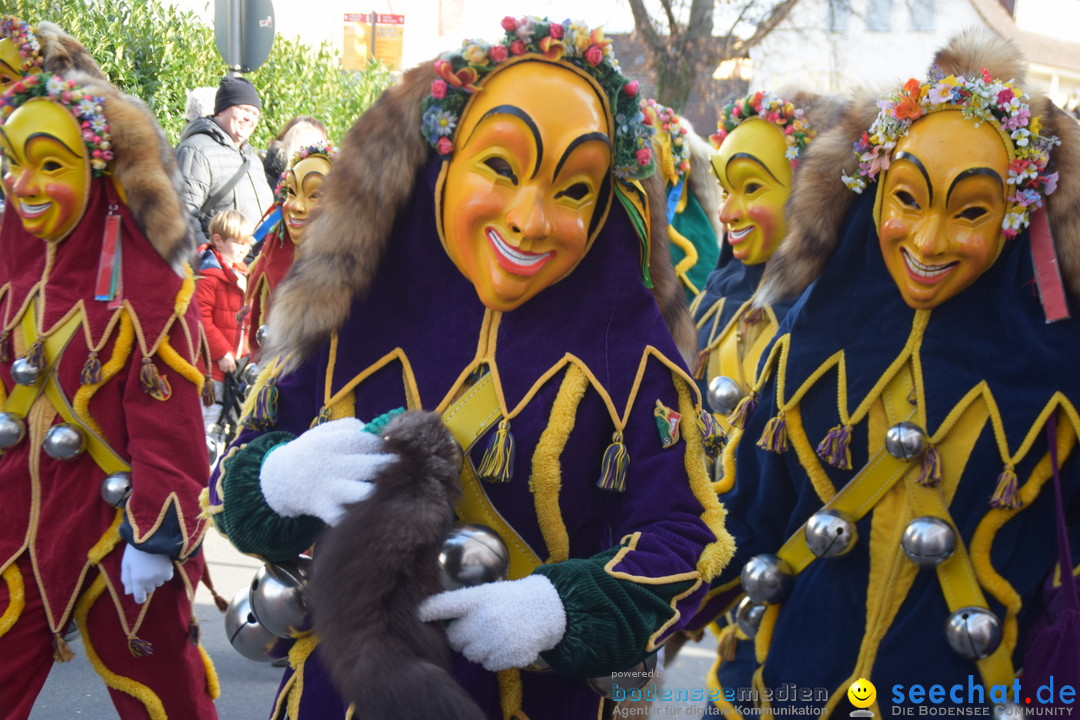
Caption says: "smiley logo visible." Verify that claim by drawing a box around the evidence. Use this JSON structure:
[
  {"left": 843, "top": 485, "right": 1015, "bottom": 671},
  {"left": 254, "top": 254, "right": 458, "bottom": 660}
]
[{"left": 848, "top": 677, "right": 876, "bottom": 709}]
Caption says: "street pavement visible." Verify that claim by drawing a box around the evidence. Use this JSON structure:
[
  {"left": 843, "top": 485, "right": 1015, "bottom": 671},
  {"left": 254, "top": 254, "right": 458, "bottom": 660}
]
[{"left": 30, "top": 529, "right": 718, "bottom": 719}]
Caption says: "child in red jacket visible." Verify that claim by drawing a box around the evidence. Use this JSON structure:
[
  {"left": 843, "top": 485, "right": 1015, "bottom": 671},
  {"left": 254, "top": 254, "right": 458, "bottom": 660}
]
[{"left": 196, "top": 209, "right": 253, "bottom": 435}]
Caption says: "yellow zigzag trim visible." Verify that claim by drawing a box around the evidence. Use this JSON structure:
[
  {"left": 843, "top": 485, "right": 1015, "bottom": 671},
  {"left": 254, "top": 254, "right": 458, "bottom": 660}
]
[{"left": 74, "top": 312, "right": 134, "bottom": 437}]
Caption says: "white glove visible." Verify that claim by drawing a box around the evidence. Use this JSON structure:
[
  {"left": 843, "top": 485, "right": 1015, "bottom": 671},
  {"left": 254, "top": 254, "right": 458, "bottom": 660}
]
[
  {"left": 418, "top": 574, "right": 566, "bottom": 671},
  {"left": 260, "top": 417, "right": 396, "bottom": 526},
  {"left": 121, "top": 544, "right": 175, "bottom": 604}
]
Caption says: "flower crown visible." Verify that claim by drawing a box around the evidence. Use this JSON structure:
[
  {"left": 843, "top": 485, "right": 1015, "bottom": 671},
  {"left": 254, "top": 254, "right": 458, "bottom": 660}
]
[
  {"left": 641, "top": 98, "right": 690, "bottom": 182},
  {"left": 421, "top": 15, "right": 654, "bottom": 181},
  {"left": 711, "top": 91, "right": 815, "bottom": 167},
  {"left": 0, "top": 74, "right": 113, "bottom": 175},
  {"left": 840, "top": 67, "right": 1060, "bottom": 240},
  {"left": 0, "top": 16, "right": 43, "bottom": 75},
  {"left": 274, "top": 140, "right": 338, "bottom": 203}
]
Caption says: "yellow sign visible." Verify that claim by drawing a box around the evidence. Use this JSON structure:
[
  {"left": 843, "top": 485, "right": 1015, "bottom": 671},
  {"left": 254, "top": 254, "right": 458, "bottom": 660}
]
[{"left": 342, "top": 12, "right": 404, "bottom": 71}]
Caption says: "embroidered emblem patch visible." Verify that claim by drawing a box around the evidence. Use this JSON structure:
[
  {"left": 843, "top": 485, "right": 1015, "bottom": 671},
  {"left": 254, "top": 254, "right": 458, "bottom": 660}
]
[{"left": 654, "top": 400, "right": 681, "bottom": 448}]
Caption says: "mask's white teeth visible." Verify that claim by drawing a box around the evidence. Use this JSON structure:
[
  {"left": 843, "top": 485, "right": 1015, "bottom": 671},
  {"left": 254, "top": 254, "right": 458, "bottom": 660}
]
[
  {"left": 903, "top": 249, "right": 955, "bottom": 278},
  {"left": 487, "top": 228, "right": 551, "bottom": 267},
  {"left": 19, "top": 201, "right": 50, "bottom": 218},
  {"left": 728, "top": 226, "right": 751, "bottom": 241}
]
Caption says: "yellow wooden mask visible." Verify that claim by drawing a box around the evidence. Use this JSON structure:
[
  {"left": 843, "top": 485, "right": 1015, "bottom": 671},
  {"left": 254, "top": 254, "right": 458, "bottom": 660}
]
[{"left": 282, "top": 155, "right": 330, "bottom": 246}]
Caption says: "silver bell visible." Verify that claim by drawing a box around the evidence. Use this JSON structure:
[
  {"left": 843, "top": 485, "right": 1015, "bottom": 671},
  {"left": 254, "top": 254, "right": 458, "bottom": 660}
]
[
  {"left": 206, "top": 433, "right": 219, "bottom": 467},
  {"left": 944, "top": 606, "right": 1002, "bottom": 659},
  {"left": 0, "top": 412, "right": 27, "bottom": 450},
  {"left": 10, "top": 357, "right": 42, "bottom": 386},
  {"left": 243, "top": 361, "right": 261, "bottom": 386},
  {"left": 804, "top": 509, "right": 858, "bottom": 558},
  {"left": 741, "top": 554, "right": 794, "bottom": 605},
  {"left": 438, "top": 524, "right": 509, "bottom": 590},
  {"left": 884, "top": 421, "right": 928, "bottom": 460},
  {"left": 249, "top": 556, "right": 314, "bottom": 639},
  {"left": 586, "top": 652, "right": 657, "bottom": 698},
  {"left": 100, "top": 472, "right": 133, "bottom": 507},
  {"left": 255, "top": 324, "right": 270, "bottom": 346},
  {"left": 734, "top": 595, "right": 766, "bottom": 638},
  {"left": 901, "top": 516, "right": 957, "bottom": 566},
  {"left": 707, "top": 375, "right": 744, "bottom": 416},
  {"left": 224, "top": 587, "right": 295, "bottom": 663},
  {"left": 42, "top": 424, "right": 85, "bottom": 461}
]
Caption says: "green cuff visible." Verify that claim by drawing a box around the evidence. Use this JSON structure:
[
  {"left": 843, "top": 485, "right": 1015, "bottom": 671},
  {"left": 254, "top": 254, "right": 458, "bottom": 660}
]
[
  {"left": 533, "top": 546, "right": 696, "bottom": 679},
  {"left": 216, "top": 431, "right": 326, "bottom": 563}
]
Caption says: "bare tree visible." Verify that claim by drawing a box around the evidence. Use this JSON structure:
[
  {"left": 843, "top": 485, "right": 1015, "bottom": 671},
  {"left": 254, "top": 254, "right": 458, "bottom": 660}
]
[{"left": 627, "top": 0, "right": 800, "bottom": 110}]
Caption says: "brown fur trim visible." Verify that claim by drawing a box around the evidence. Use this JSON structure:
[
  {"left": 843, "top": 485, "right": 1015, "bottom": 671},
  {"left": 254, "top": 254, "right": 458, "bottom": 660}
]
[
  {"left": 642, "top": 170, "right": 697, "bottom": 364},
  {"left": 265, "top": 64, "right": 434, "bottom": 371},
  {"left": 1037, "top": 99, "right": 1080, "bottom": 301},
  {"left": 36, "top": 21, "right": 108, "bottom": 80},
  {"left": 931, "top": 27, "right": 1026, "bottom": 87},
  {"left": 66, "top": 71, "right": 193, "bottom": 273}
]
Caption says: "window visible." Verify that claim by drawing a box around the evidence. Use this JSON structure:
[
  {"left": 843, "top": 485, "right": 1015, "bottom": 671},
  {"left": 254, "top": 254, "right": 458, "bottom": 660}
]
[
  {"left": 866, "top": 0, "right": 892, "bottom": 31},
  {"left": 909, "top": 0, "right": 935, "bottom": 31},
  {"left": 828, "top": 0, "right": 853, "bottom": 32}
]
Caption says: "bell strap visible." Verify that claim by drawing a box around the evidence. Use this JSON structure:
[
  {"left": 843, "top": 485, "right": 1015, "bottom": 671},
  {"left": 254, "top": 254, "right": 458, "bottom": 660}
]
[
  {"left": 441, "top": 370, "right": 541, "bottom": 580},
  {"left": 1, "top": 303, "right": 83, "bottom": 420}
]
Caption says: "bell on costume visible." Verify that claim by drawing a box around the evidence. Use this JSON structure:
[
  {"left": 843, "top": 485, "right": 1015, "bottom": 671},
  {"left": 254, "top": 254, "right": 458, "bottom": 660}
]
[
  {"left": 224, "top": 587, "right": 295, "bottom": 663},
  {"left": 243, "top": 361, "right": 261, "bottom": 386},
  {"left": 0, "top": 412, "right": 27, "bottom": 450},
  {"left": 901, "top": 516, "right": 957, "bottom": 566},
  {"left": 707, "top": 375, "right": 744, "bottom": 416},
  {"left": 10, "top": 357, "right": 42, "bottom": 386},
  {"left": 944, "top": 606, "right": 1002, "bottom": 659},
  {"left": 256, "top": 324, "right": 270, "bottom": 347},
  {"left": 884, "top": 421, "right": 928, "bottom": 460},
  {"left": 438, "top": 523, "right": 509, "bottom": 590},
  {"left": 248, "top": 556, "right": 314, "bottom": 639},
  {"left": 42, "top": 424, "right": 85, "bottom": 461},
  {"left": 100, "top": 472, "right": 133, "bottom": 507},
  {"left": 741, "top": 553, "right": 794, "bottom": 605},
  {"left": 804, "top": 509, "right": 858, "bottom": 558},
  {"left": 734, "top": 595, "right": 766, "bottom": 638},
  {"left": 586, "top": 652, "right": 658, "bottom": 698}
]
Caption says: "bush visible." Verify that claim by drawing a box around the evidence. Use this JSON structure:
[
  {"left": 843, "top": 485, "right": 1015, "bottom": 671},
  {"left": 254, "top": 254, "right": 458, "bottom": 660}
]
[{"left": 1, "top": 0, "right": 392, "bottom": 145}]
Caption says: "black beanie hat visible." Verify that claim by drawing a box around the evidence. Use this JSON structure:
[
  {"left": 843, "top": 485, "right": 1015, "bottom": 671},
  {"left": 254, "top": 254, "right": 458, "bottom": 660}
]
[{"left": 214, "top": 75, "right": 261, "bottom": 115}]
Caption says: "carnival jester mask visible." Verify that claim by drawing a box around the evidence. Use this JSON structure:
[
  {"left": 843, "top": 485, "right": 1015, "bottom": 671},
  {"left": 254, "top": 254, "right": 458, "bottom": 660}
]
[
  {"left": 710, "top": 92, "right": 814, "bottom": 266},
  {"left": 427, "top": 17, "right": 654, "bottom": 312},
  {"left": 843, "top": 71, "right": 1058, "bottom": 310},
  {"left": 278, "top": 143, "right": 336, "bottom": 246},
  {"left": 0, "top": 17, "right": 42, "bottom": 92}
]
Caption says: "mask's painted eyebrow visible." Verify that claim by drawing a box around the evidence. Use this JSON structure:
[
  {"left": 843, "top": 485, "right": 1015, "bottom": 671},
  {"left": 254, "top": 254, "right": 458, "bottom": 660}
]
[
  {"left": 893, "top": 150, "right": 933, "bottom": 204},
  {"left": 947, "top": 167, "right": 1003, "bottom": 204},
  {"left": 727, "top": 152, "right": 785, "bottom": 186},
  {"left": 553, "top": 131, "right": 609, "bottom": 180},
  {"left": 465, "top": 104, "right": 543, "bottom": 178}
]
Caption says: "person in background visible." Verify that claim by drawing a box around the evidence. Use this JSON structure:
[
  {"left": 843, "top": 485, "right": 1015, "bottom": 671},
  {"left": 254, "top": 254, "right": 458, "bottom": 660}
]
[
  {"left": 262, "top": 115, "right": 327, "bottom": 188},
  {"left": 175, "top": 74, "right": 273, "bottom": 243},
  {"left": 196, "top": 208, "right": 252, "bottom": 439},
  {"left": 183, "top": 85, "right": 217, "bottom": 123}
]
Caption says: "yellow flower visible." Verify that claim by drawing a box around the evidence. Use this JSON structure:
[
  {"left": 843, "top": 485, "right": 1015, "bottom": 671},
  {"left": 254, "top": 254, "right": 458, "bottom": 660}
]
[{"left": 1030, "top": 116, "right": 1043, "bottom": 137}]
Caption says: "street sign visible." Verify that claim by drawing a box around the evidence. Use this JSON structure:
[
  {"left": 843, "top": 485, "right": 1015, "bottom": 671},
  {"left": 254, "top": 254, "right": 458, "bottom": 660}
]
[
  {"left": 215, "top": 0, "right": 276, "bottom": 74},
  {"left": 342, "top": 12, "right": 404, "bottom": 71}
]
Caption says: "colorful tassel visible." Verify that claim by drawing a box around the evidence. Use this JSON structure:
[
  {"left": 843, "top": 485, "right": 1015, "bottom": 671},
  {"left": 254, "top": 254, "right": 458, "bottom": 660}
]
[
  {"left": 756, "top": 412, "right": 789, "bottom": 453},
  {"left": 312, "top": 405, "right": 332, "bottom": 427},
  {"left": 80, "top": 352, "right": 102, "bottom": 385},
  {"left": 53, "top": 634, "right": 75, "bottom": 663},
  {"left": 477, "top": 419, "right": 515, "bottom": 483},
  {"left": 916, "top": 446, "right": 942, "bottom": 487},
  {"left": 188, "top": 618, "right": 201, "bottom": 645},
  {"left": 718, "top": 624, "right": 738, "bottom": 662},
  {"left": 26, "top": 339, "right": 45, "bottom": 370},
  {"left": 128, "top": 636, "right": 154, "bottom": 657},
  {"left": 201, "top": 376, "right": 215, "bottom": 407},
  {"left": 727, "top": 392, "right": 758, "bottom": 430},
  {"left": 139, "top": 357, "right": 172, "bottom": 401},
  {"left": 0, "top": 330, "right": 9, "bottom": 363},
  {"left": 698, "top": 410, "right": 726, "bottom": 460},
  {"left": 243, "top": 376, "right": 279, "bottom": 431},
  {"left": 989, "top": 465, "right": 1022, "bottom": 509},
  {"left": 596, "top": 432, "right": 630, "bottom": 492},
  {"left": 816, "top": 424, "right": 853, "bottom": 470}
]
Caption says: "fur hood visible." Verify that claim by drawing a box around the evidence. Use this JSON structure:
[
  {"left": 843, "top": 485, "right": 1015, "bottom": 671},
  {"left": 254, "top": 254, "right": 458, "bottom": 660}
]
[
  {"left": 36, "top": 21, "right": 108, "bottom": 81},
  {"left": 682, "top": 119, "right": 725, "bottom": 243},
  {"left": 266, "top": 60, "right": 697, "bottom": 369},
  {"left": 756, "top": 27, "right": 1080, "bottom": 310}
]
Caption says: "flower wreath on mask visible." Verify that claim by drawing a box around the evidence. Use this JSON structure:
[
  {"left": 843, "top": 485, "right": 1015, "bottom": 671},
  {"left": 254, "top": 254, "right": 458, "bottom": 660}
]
[
  {"left": 0, "top": 16, "right": 43, "bottom": 74},
  {"left": 841, "top": 67, "right": 1060, "bottom": 240},
  {"left": 710, "top": 90, "right": 815, "bottom": 167},
  {"left": 0, "top": 73, "right": 113, "bottom": 174},
  {"left": 421, "top": 15, "right": 655, "bottom": 181},
  {"left": 641, "top": 98, "right": 690, "bottom": 185},
  {"left": 273, "top": 139, "right": 338, "bottom": 203}
]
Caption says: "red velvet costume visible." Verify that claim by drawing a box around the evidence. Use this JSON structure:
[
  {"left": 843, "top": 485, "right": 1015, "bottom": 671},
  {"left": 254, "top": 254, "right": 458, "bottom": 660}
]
[{"left": 244, "top": 220, "right": 293, "bottom": 357}]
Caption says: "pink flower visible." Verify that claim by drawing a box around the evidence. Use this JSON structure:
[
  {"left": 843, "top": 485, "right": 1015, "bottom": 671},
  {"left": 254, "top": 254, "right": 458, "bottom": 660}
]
[
  {"left": 501, "top": 16, "right": 517, "bottom": 33},
  {"left": 635, "top": 147, "right": 652, "bottom": 165},
  {"left": 623, "top": 80, "right": 639, "bottom": 97},
  {"left": 430, "top": 79, "right": 447, "bottom": 99},
  {"left": 997, "top": 88, "right": 1015, "bottom": 106},
  {"left": 549, "top": 23, "right": 563, "bottom": 39},
  {"left": 489, "top": 44, "right": 508, "bottom": 63},
  {"left": 436, "top": 137, "right": 454, "bottom": 155},
  {"left": 981, "top": 67, "right": 993, "bottom": 83},
  {"left": 510, "top": 39, "right": 526, "bottom": 55},
  {"left": 584, "top": 45, "right": 604, "bottom": 66}
]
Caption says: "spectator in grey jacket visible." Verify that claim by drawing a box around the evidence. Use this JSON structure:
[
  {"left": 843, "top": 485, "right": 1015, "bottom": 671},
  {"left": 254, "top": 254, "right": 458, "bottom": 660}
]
[{"left": 176, "top": 75, "right": 273, "bottom": 242}]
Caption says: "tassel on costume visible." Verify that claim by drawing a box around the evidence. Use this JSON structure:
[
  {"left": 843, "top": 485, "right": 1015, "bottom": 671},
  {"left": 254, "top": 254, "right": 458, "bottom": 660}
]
[
  {"left": 816, "top": 424, "right": 853, "bottom": 470},
  {"left": 916, "top": 446, "right": 942, "bottom": 487},
  {"left": 0, "top": 330, "right": 9, "bottom": 363},
  {"left": 692, "top": 348, "right": 709, "bottom": 380},
  {"left": 477, "top": 419, "right": 515, "bottom": 483},
  {"left": 189, "top": 618, "right": 201, "bottom": 645},
  {"left": 128, "top": 636, "right": 154, "bottom": 657},
  {"left": 202, "top": 376, "right": 215, "bottom": 407},
  {"left": 698, "top": 410, "right": 726, "bottom": 459},
  {"left": 718, "top": 624, "right": 739, "bottom": 662},
  {"left": 596, "top": 432, "right": 630, "bottom": 492},
  {"left": 201, "top": 568, "right": 230, "bottom": 613},
  {"left": 312, "top": 404, "right": 332, "bottom": 427},
  {"left": 727, "top": 392, "right": 758, "bottom": 430},
  {"left": 80, "top": 352, "right": 102, "bottom": 385},
  {"left": 243, "top": 376, "right": 279, "bottom": 430},
  {"left": 53, "top": 634, "right": 75, "bottom": 663},
  {"left": 26, "top": 339, "right": 45, "bottom": 370},
  {"left": 989, "top": 465, "right": 1022, "bottom": 509},
  {"left": 756, "top": 412, "right": 789, "bottom": 453},
  {"left": 139, "top": 357, "right": 172, "bottom": 401}
]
